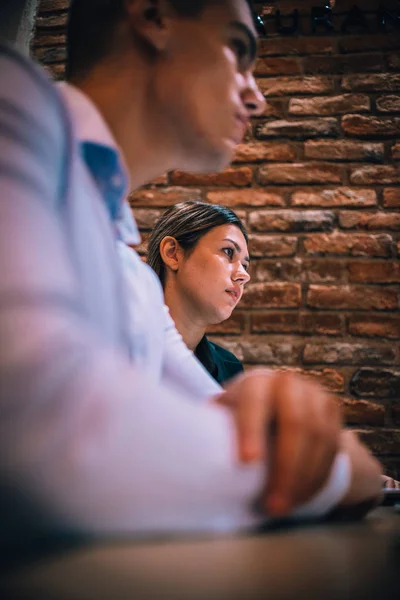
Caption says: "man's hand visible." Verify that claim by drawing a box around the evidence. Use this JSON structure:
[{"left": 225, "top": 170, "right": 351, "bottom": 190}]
[{"left": 215, "top": 369, "right": 341, "bottom": 518}]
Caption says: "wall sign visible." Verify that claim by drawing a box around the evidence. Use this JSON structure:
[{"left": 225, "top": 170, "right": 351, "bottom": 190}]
[{"left": 253, "top": 3, "right": 400, "bottom": 36}]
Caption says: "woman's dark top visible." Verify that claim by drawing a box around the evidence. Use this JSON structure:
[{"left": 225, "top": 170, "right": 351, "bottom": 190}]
[{"left": 195, "top": 335, "right": 244, "bottom": 385}]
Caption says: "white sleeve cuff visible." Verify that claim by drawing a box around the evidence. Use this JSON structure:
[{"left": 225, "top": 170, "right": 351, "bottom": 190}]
[{"left": 292, "top": 452, "right": 352, "bottom": 518}]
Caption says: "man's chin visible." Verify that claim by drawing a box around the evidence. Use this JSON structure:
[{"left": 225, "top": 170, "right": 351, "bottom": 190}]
[{"left": 179, "top": 145, "right": 234, "bottom": 174}]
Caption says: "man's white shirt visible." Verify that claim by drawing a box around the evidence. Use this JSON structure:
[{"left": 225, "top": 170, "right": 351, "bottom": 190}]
[{"left": 0, "top": 50, "right": 351, "bottom": 543}]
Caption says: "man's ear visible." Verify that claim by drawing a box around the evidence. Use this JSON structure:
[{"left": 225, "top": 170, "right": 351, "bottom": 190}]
[
  {"left": 124, "top": 0, "right": 172, "bottom": 52},
  {"left": 159, "top": 236, "right": 182, "bottom": 272}
]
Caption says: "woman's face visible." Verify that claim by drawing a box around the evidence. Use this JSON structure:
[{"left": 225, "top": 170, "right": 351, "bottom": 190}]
[{"left": 175, "top": 224, "right": 250, "bottom": 325}]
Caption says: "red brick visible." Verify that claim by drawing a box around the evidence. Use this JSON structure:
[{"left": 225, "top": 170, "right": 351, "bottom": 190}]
[
  {"left": 44, "top": 64, "right": 65, "bottom": 80},
  {"left": 387, "top": 52, "right": 400, "bottom": 71},
  {"left": 32, "top": 33, "right": 66, "bottom": 48},
  {"left": 33, "top": 46, "right": 66, "bottom": 64},
  {"left": 376, "top": 95, "right": 400, "bottom": 113},
  {"left": 291, "top": 188, "right": 377, "bottom": 207},
  {"left": 170, "top": 168, "right": 253, "bottom": 188},
  {"left": 36, "top": 13, "right": 68, "bottom": 28},
  {"left": 393, "top": 405, "right": 400, "bottom": 426},
  {"left": 339, "top": 212, "right": 400, "bottom": 231},
  {"left": 258, "top": 163, "right": 342, "bottom": 185},
  {"left": 250, "top": 259, "right": 303, "bottom": 283},
  {"left": 304, "top": 140, "right": 383, "bottom": 162},
  {"left": 251, "top": 312, "right": 342, "bottom": 336},
  {"left": 302, "top": 369, "right": 345, "bottom": 392},
  {"left": 340, "top": 33, "right": 400, "bottom": 54},
  {"left": 304, "top": 259, "right": 346, "bottom": 283},
  {"left": 251, "top": 312, "right": 308, "bottom": 334},
  {"left": 303, "top": 342, "right": 396, "bottom": 365},
  {"left": 254, "top": 57, "right": 300, "bottom": 76},
  {"left": 350, "top": 368, "right": 400, "bottom": 399},
  {"left": 206, "top": 189, "right": 284, "bottom": 208},
  {"left": 249, "top": 235, "right": 298, "bottom": 258},
  {"left": 211, "top": 338, "right": 301, "bottom": 366},
  {"left": 289, "top": 94, "right": 370, "bottom": 116},
  {"left": 258, "top": 37, "right": 335, "bottom": 57},
  {"left": 129, "top": 187, "right": 202, "bottom": 207},
  {"left": 258, "top": 76, "right": 334, "bottom": 97},
  {"left": 350, "top": 166, "right": 400, "bottom": 185},
  {"left": 233, "top": 209, "right": 246, "bottom": 223},
  {"left": 206, "top": 312, "right": 246, "bottom": 335},
  {"left": 342, "top": 399, "right": 385, "bottom": 427},
  {"left": 342, "top": 114, "right": 400, "bottom": 137},
  {"left": 256, "top": 118, "right": 339, "bottom": 139},
  {"left": 249, "top": 210, "right": 334, "bottom": 233},
  {"left": 348, "top": 316, "right": 400, "bottom": 339},
  {"left": 313, "top": 313, "right": 343, "bottom": 335},
  {"left": 393, "top": 143, "right": 400, "bottom": 159},
  {"left": 304, "top": 54, "right": 385, "bottom": 75},
  {"left": 38, "top": 0, "right": 68, "bottom": 9},
  {"left": 355, "top": 429, "right": 400, "bottom": 455},
  {"left": 132, "top": 209, "right": 163, "bottom": 230},
  {"left": 233, "top": 143, "right": 296, "bottom": 163},
  {"left": 304, "top": 233, "right": 394, "bottom": 258},
  {"left": 341, "top": 73, "right": 400, "bottom": 92},
  {"left": 307, "top": 285, "right": 398, "bottom": 310},
  {"left": 348, "top": 261, "right": 400, "bottom": 283},
  {"left": 241, "top": 283, "right": 301, "bottom": 309},
  {"left": 261, "top": 100, "right": 287, "bottom": 119},
  {"left": 273, "top": 367, "right": 345, "bottom": 393},
  {"left": 383, "top": 188, "right": 400, "bottom": 208}
]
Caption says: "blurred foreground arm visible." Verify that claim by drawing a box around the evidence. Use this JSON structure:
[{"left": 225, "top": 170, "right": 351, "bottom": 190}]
[{"left": 218, "top": 370, "right": 382, "bottom": 519}]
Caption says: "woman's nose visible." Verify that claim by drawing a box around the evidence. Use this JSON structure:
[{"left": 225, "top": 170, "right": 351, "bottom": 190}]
[{"left": 233, "top": 264, "right": 251, "bottom": 284}]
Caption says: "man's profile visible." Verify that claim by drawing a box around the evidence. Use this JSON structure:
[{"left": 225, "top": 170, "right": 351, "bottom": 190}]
[{"left": 0, "top": 0, "right": 382, "bottom": 544}]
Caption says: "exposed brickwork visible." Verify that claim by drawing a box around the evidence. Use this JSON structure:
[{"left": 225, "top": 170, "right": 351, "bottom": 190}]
[{"left": 32, "top": 0, "right": 400, "bottom": 476}]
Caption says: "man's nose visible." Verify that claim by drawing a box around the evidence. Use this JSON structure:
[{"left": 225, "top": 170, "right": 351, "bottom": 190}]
[{"left": 242, "top": 74, "right": 266, "bottom": 117}]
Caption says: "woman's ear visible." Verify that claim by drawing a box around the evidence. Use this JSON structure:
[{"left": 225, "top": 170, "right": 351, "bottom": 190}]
[
  {"left": 124, "top": 0, "right": 172, "bottom": 52},
  {"left": 159, "top": 236, "right": 182, "bottom": 273}
]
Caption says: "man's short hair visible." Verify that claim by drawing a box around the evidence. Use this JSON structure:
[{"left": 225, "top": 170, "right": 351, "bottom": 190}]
[{"left": 66, "top": 0, "right": 255, "bottom": 81}]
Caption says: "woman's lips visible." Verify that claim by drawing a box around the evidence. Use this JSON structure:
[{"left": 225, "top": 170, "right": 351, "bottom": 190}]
[{"left": 226, "top": 287, "right": 240, "bottom": 302}]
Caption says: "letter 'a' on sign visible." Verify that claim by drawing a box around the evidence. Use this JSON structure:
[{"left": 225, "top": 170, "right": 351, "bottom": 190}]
[{"left": 341, "top": 5, "right": 370, "bottom": 33}]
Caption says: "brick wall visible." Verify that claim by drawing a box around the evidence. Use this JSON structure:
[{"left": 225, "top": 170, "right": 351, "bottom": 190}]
[{"left": 32, "top": 0, "right": 400, "bottom": 477}]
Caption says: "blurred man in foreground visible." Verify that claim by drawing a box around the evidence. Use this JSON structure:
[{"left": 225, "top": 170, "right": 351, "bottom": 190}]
[{"left": 0, "top": 0, "right": 382, "bottom": 544}]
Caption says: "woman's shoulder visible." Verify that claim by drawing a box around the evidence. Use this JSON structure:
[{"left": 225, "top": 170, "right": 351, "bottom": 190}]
[{"left": 206, "top": 339, "right": 244, "bottom": 373}]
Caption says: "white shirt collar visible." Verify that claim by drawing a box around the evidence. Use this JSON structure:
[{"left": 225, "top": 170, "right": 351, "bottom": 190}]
[{"left": 58, "top": 82, "right": 140, "bottom": 245}]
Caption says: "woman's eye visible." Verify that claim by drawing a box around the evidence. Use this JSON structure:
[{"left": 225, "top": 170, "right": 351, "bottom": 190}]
[{"left": 223, "top": 247, "right": 234, "bottom": 259}]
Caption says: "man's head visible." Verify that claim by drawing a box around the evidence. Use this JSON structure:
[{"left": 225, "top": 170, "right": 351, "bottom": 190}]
[{"left": 66, "top": 0, "right": 266, "bottom": 173}]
